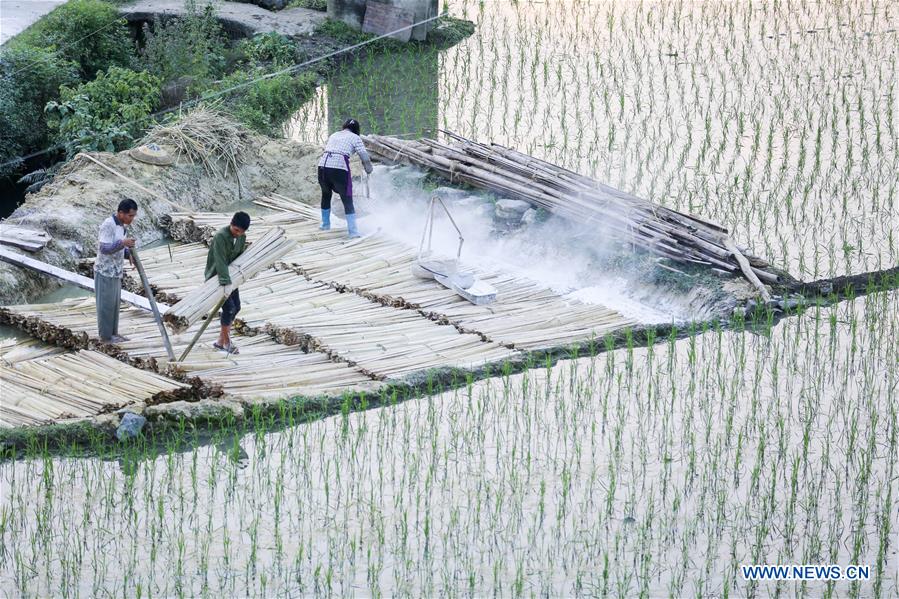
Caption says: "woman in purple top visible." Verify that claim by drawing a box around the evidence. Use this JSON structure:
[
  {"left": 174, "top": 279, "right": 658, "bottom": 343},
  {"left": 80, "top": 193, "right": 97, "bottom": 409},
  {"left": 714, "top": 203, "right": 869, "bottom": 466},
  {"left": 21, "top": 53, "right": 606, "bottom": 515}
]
[{"left": 317, "top": 118, "right": 374, "bottom": 238}]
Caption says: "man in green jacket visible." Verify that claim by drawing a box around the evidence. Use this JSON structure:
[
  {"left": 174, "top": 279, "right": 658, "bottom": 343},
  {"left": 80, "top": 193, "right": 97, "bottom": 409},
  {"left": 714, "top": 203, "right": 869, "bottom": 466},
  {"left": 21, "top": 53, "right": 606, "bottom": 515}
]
[{"left": 205, "top": 211, "right": 250, "bottom": 354}]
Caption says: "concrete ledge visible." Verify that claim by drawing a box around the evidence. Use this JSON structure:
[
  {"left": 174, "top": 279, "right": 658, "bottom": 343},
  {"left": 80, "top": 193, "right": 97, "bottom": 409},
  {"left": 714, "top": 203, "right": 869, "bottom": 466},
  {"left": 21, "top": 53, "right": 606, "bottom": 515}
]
[{"left": 120, "top": 0, "right": 327, "bottom": 38}]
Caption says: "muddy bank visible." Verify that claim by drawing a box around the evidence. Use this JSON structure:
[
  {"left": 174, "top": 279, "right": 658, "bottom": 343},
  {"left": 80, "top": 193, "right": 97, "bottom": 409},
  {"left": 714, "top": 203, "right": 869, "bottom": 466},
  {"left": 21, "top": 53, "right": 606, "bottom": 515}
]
[{"left": 0, "top": 120, "right": 327, "bottom": 305}]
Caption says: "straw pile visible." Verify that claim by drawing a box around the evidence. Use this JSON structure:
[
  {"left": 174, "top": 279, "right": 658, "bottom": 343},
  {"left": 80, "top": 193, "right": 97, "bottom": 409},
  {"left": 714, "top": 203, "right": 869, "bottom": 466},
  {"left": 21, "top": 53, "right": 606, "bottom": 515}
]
[
  {"left": 0, "top": 345, "right": 191, "bottom": 427},
  {"left": 163, "top": 227, "right": 296, "bottom": 333},
  {"left": 363, "top": 132, "right": 780, "bottom": 285},
  {"left": 142, "top": 108, "right": 251, "bottom": 178}
]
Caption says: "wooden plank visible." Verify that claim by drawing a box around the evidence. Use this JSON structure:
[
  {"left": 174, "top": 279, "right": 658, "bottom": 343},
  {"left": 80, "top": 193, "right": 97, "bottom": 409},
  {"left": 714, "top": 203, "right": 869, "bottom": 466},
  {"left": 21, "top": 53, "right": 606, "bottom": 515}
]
[
  {"left": 0, "top": 223, "right": 52, "bottom": 252},
  {"left": 362, "top": 1, "right": 414, "bottom": 42},
  {"left": 0, "top": 247, "right": 169, "bottom": 312}
]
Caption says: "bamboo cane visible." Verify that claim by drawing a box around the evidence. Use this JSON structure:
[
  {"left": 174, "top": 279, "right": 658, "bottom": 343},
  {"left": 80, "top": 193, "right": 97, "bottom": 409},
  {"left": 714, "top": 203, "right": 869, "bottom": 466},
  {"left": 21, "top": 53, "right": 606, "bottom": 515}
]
[
  {"left": 128, "top": 243, "right": 176, "bottom": 361},
  {"left": 177, "top": 296, "right": 227, "bottom": 362}
]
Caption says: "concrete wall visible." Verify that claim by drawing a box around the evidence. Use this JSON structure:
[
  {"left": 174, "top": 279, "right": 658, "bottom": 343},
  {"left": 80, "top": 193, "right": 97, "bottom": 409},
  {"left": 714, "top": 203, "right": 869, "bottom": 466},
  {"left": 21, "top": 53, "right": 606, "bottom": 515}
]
[{"left": 327, "top": 0, "right": 439, "bottom": 41}]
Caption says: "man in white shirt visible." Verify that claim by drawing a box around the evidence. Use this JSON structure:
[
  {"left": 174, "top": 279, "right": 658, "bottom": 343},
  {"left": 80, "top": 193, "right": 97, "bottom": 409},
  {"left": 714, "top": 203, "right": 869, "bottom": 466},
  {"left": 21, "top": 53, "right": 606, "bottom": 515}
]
[
  {"left": 317, "top": 118, "right": 374, "bottom": 238},
  {"left": 95, "top": 198, "right": 137, "bottom": 343}
]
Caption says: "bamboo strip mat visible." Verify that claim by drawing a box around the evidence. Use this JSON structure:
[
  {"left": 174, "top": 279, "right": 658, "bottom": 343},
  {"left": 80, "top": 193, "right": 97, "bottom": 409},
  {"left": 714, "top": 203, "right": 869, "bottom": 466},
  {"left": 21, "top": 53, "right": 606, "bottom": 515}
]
[
  {"left": 1, "top": 337, "right": 65, "bottom": 365},
  {"left": 0, "top": 298, "right": 381, "bottom": 405},
  {"left": 157, "top": 207, "right": 635, "bottom": 350},
  {"left": 124, "top": 245, "right": 521, "bottom": 378},
  {"left": 0, "top": 342, "right": 190, "bottom": 428}
]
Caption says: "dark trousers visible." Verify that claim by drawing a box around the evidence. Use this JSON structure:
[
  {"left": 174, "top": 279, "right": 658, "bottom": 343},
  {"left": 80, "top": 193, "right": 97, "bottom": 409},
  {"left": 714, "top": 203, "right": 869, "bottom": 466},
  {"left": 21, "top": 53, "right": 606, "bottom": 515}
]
[
  {"left": 318, "top": 166, "right": 354, "bottom": 215},
  {"left": 221, "top": 289, "right": 241, "bottom": 326}
]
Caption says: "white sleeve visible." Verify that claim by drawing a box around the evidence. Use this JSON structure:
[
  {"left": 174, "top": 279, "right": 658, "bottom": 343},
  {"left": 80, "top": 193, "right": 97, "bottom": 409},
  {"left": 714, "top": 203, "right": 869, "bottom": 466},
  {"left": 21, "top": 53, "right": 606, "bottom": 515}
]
[{"left": 98, "top": 219, "right": 115, "bottom": 244}]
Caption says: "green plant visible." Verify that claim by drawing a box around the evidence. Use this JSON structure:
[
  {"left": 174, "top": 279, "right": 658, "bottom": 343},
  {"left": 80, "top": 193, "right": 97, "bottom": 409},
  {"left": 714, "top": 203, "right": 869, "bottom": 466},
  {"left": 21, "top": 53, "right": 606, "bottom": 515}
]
[
  {"left": 140, "top": 0, "right": 226, "bottom": 88},
  {"left": 238, "top": 32, "right": 297, "bottom": 68},
  {"left": 286, "top": 0, "right": 326, "bottom": 10},
  {"left": 14, "top": 0, "right": 134, "bottom": 78},
  {"left": 46, "top": 67, "right": 162, "bottom": 156},
  {"left": 212, "top": 70, "right": 317, "bottom": 136},
  {"left": 0, "top": 46, "right": 79, "bottom": 175}
]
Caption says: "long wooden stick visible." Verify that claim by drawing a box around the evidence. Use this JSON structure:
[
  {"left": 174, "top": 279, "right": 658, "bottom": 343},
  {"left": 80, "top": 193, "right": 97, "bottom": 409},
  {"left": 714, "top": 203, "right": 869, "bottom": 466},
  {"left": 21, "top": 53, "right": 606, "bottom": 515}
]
[
  {"left": 129, "top": 245, "right": 176, "bottom": 361},
  {"left": 0, "top": 247, "right": 168, "bottom": 312},
  {"left": 724, "top": 238, "right": 772, "bottom": 303},
  {"left": 177, "top": 296, "right": 227, "bottom": 362}
]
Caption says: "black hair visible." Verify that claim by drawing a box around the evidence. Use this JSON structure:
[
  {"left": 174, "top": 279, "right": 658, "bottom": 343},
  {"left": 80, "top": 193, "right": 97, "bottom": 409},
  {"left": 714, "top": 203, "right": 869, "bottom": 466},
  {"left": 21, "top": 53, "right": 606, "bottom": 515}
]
[
  {"left": 231, "top": 211, "right": 251, "bottom": 230},
  {"left": 117, "top": 198, "right": 138, "bottom": 213},
  {"left": 342, "top": 118, "right": 361, "bottom": 136}
]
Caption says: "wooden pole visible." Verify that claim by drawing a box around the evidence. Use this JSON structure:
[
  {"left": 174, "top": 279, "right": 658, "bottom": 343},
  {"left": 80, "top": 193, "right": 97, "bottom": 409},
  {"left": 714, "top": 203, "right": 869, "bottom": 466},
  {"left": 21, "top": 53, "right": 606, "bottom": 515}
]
[
  {"left": 177, "top": 296, "right": 227, "bottom": 362},
  {"left": 0, "top": 247, "right": 168, "bottom": 312},
  {"left": 129, "top": 244, "right": 176, "bottom": 361},
  {"left": 724, "top": 238, "right": 772, "bottom": 303}
]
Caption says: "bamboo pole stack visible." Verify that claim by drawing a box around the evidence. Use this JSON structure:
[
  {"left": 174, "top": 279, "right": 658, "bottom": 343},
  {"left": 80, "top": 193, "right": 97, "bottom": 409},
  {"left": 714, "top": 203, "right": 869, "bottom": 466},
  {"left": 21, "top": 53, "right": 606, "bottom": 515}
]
[
  {"left": 163, "top": 227, "right": 296, "bottom": 333},
  {"left": 0, "top": 345, "right": 191, "bottom": 427},
  {"left": 363, "top": 132, "right": 780, "bottom": 287},
  {"left": 0, "top": 298, "right": 380, "bottom": 409}
]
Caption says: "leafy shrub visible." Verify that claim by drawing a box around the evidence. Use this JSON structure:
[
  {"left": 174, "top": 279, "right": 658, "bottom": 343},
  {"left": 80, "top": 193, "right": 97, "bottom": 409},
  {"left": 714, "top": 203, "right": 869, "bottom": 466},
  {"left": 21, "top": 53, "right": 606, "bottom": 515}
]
[
  {"left": 0, "top": 46, "right": 79, "bottom": 175},
  {"left": 140, "top": 0, "right": 226, "bottom": 88},
  {"left": 211, "top": 70, "right": 316, "bottom": 136},
  {"left": 239, "top": 33, "right": 297, "bottom": 68},
  {"left": 46, "top": 67, "right": 162, "bottom": 156},
  {"left": 15, "top": 0, "right": 134, "bottom": 78},
  {"left": 287, "top": 0, "right": 326, "bottom": 10}
]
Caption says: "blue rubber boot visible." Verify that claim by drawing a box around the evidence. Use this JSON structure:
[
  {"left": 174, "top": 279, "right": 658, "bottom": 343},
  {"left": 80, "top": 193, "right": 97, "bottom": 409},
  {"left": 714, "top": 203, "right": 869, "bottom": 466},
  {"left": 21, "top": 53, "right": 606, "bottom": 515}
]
[
  {"left": 319, "top": 209, "right": 330, "bottom": 230},
  {"left": 346, "top": 213, "right": 360, "bottom": 238}
]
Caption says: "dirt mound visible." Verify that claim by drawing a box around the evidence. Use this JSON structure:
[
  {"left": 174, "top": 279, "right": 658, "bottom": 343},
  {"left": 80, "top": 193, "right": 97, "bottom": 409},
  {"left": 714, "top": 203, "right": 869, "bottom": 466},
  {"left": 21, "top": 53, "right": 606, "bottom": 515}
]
[{"left": 0, "top": 117, "right": 324, "bottom": 305}]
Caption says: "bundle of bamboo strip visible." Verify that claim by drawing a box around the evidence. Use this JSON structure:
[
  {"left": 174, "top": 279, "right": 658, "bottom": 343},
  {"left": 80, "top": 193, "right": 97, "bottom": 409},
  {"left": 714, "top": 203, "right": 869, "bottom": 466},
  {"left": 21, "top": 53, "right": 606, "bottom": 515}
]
[
  {"left": 363, "top": 132, "right": 781, "bottom": 291},
  {"left": 145, "top": 210, "right": 636, "bottom": 351},
  {"left": 0, "top": 347, "right": 190, "bottom": 427},
  {"left": 163, "top": 227, "right": 295, "bottom": 333},
  {"left": 0, "top": 298, "right": 378, "bottom": 403}
]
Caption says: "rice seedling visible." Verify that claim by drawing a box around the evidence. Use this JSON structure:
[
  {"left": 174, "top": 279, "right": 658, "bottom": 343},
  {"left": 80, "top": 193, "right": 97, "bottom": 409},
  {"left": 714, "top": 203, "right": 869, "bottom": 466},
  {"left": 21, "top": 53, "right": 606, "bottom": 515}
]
[{"left": 2, "top": 0, "right": 898, "bottom": 595}]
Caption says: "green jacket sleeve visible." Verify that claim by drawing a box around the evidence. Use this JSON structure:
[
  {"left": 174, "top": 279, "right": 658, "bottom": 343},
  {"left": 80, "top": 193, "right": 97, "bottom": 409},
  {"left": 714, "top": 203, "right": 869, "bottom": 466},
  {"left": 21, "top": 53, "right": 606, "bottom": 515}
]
[{"left": 212, "top": 233, "right": 232, "bottom": 286}]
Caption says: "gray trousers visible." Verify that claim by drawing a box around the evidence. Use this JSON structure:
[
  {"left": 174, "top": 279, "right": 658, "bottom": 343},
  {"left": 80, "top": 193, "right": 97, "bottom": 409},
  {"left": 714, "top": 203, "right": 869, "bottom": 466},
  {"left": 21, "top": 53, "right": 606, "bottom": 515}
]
[{"left": 95, "top": 273, "right": 122, "bottom": 340}]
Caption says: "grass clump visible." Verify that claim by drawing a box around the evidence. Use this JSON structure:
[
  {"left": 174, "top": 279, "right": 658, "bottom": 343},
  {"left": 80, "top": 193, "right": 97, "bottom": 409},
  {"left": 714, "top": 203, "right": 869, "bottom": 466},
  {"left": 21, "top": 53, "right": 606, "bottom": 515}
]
[
  {"left": 211, "top": 70, "right": 317, "bottom": 136},
  {"left": 286, "top": 0, "right": 326, "bottom": 10},
  {"left": 140, "top": 0, "right": 227, "bottom": 91}
]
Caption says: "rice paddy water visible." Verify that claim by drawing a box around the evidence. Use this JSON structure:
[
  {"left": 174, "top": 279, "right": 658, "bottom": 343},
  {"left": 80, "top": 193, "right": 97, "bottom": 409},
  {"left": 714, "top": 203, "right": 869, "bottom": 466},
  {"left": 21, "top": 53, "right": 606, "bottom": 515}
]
[{"left": 2, "top": 0, "right": 897, "bottom": 596}]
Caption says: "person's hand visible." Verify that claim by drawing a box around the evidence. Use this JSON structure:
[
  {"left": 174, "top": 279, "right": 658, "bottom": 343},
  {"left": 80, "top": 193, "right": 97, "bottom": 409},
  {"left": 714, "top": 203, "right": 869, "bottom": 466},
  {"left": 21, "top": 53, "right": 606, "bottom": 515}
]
[
  {"left": 364, "top": 166, "right": 373, "bottom": 175},
  {"left": 123, "top": 238, "right": 136, "bottom": 248},
  {"left": 222, "top": 284, "right": 233, "bottom": 298}
]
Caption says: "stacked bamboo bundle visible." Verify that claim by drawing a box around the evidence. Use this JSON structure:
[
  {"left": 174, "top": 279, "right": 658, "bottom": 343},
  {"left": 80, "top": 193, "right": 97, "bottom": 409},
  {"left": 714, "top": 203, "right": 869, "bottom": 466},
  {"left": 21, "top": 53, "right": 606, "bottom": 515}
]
[
  {"left": 161, "top": 211, "right": 312, "bottom": 244},
  {"left": 0, "top": 346, "right": 190, "bottom": 427},
  {"left": 0, "top": 337, "right": 65, "bottom": 365},
  {"left": 227, "top": 269, "right": 518, "bottom": 379},
  {"left": 363, "top": 133, "right": 780, "bottom": 286},
  {"left": 151, "top": 209, "right": 635, "bottom": 351},
  {"left": 163, "top": 228, "right": 296, "bottom": 333},
  {"left": 0, "top": 298, "right": 379, "bottom": 403}
]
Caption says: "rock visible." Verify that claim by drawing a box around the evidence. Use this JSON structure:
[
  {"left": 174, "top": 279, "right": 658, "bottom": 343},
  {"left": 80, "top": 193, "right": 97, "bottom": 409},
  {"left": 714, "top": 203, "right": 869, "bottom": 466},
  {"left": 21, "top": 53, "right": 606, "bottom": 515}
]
[
  {"left": 143, "top": 399, "right": 245, "bottom": 423},
  {"left": 494, "top": 199, "right": 531, "bottom": 219},
  {"left": 115, "top": 412, "right": 146, "bottom": 441},
  {"left": 521, "top": 208, "right": 538, "bottom": 226}
]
